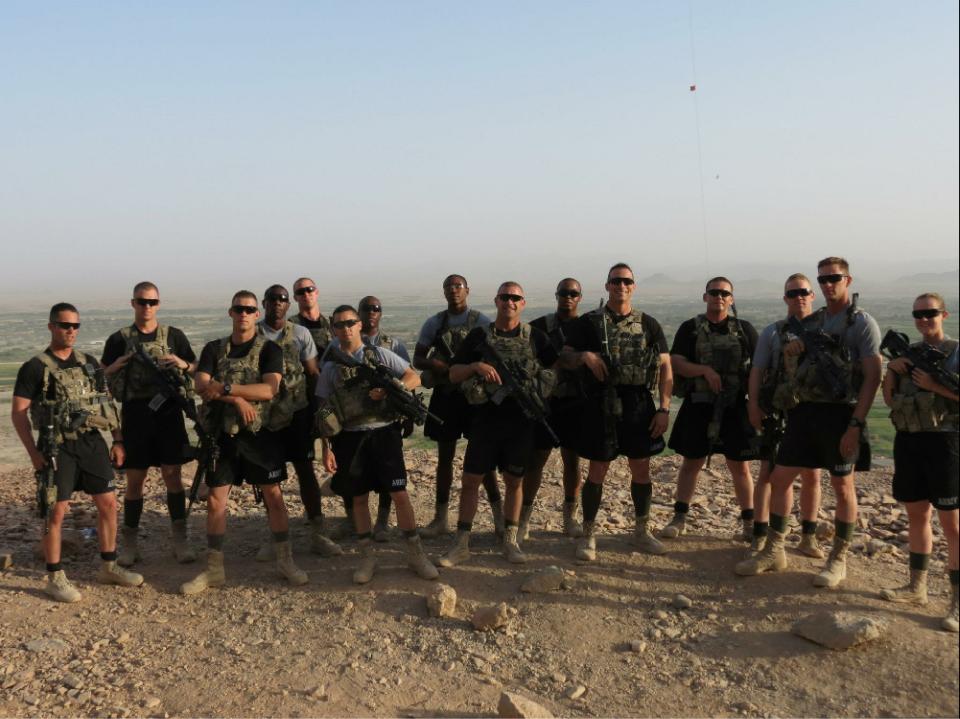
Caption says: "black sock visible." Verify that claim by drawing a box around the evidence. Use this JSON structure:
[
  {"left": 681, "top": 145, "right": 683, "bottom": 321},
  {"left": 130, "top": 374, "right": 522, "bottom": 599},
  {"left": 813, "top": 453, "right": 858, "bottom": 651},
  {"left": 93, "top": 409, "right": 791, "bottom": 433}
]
[
  {"left": 167, "top": 491, "right": 187, "bottom": 521},
  {"left": 909, "top": 552, "right": 930, "bottom": 571},
  {"left": 769, "top": 514, "right": 787, "bottom": 533},
  {"left": 271, "top": 531, "right": 289, "bottom": 543},
  {"left": 740, "top": 508, "right": 755, "bottom": 521},
  {"left": 835, "top": 519, "right": 855, "bottom": 542},
  {"left": 581, "top": 482, "right": 603, "bottom": 523},
  {"left": 456, "top": 521, "right": 473, "bottom": 533},
  {"left": 801, "top": 520, "right": 817, "bottom": 535},
  {"left": 631, "top": 483, "right": 652, "bottom": 518},
  {"left": 950, "top": 569, "right": 959, "bottom": 586},
  {"left": 124, "top": 498, "right": 144, "bottom": 529},
  {"left": 753, "top": 521, "right": 769, "bottom": 538},
  {"left": 564, "top": 496, "right": 576, "bottom": 505},
  {"left": 378, "top": 493, "right": 392, "bottom": 512},
  {"left": 100, "top": 550, "right": 117, "bottom": 562},
  {"left": 46, "top": 562, "right": 62, "bottom": 572},
  {"left": 674, "top": 501, "right": 690, "bottom": 515},
  {"left": 207, "top": 534, "right": 225, "bottom": 550}
]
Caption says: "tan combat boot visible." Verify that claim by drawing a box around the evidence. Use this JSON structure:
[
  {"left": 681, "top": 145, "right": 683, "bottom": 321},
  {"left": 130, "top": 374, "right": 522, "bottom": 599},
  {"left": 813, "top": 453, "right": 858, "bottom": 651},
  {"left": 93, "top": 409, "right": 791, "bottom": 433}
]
[
  {"left": 745, "top": 533, "right": 767, "bottom": 558},
  {"left": 633, "top": 516, "right": 666, "bottom": 555},
  {"left": 879, "top": 568, "right": 929, "bottom": 605},
  {"left": 180, "top": 549, "right": 226, "bottom": 595},
  {"left": 171, "top": 519, "right": 198, "bottom": 563},
  {"left": 502, "top": 525, "right": 528, "bottom": 564},
  {"left": 490, "top": 500, "right": 505, "bottom": 540},
  {"left": 813, "top": 537, "right": 850, "bottom": 588},
  {"left": 575, "top": 521, "right": 597, "bottom": 562},
  {"left": 97, "top": 560, "right": 144, "bottom": 588},
  {"left": 735, "top": 529, "right": 787, "bottom": 575},
  {"left": 418, "top": 503, "right": 450, "bottom": 539},
  {"left": 659, "top": 513, "right": 686, "bottom": 539},
  {"left": 117, "top": 525, "right": 140, "bottom": 567},
  {"left": 328, "top": 508, "right": 355, "bottom": 541},
  {"left": 405, "top": 535, "right": 439, "bottom": 579},
  {"left": 563, "top": 501, "right": 583, "bottom": 538},
  {"left": 310, "top": 517, "right": 343, "bottom": 557},
  {"left": 942, "top": 582, "right": 959, "bottom": 633},
  {"left": 436, "top": 531, "right": 471, "bottom": 568},
  {"left": 275, "top": 541, "right": 309, "bottom": 585},
  {"left": 45, "top": 570, "right": 82, "bottom": 603},
  {"left": 255, "top": 531, "right": 275, "bottom": 562},
  {"left": 517, "top": 505, "right": 534, "bottom": 542},
  {"left": 740, "top": 517, "right": 753, "bottom": 542},
  {"left": 798, "top": 533, "right": 825, "bottom": 559},
  {"left": 353, "top": 539, "right": 377, "bottom": 584}
]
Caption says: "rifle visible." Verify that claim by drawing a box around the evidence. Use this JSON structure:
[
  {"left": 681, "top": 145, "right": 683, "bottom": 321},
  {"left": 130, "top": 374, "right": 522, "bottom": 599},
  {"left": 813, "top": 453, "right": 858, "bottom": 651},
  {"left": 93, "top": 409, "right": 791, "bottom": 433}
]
[
  {"left": 592, "top": 302, "right": 621, "bottom": 457},
  {"left": 35, "top": 405, "right": 61, "bottom": 534},
  {"left": 689, "top": 344, "right": 742, "bottom": 467},
  {"left": 324, "top": 345, "right": 443, "bottom": 427},
  {"left": 880, "top": 330, "right": 959, "bottom": 395},
  {"left": 786, "top": 315, "right": 850, "bottom": 401}
]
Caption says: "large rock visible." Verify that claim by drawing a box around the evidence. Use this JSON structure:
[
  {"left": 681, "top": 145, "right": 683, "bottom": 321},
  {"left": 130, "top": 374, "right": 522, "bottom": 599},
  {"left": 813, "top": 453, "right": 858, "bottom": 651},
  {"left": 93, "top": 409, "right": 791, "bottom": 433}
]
[
  {"left": 791, "top": 611, "right": 886, "bottom": 650},
  {"left": 521, "top": 566, "right": 565, "bottom": 593},
  {"left": 426, "top": 583, "right": 457, "bottom": 618},
  {"left": 472, "top": 603, "right": 510, "bottom": 632},
  {"left": 498, "top": 691, "right": 554, "bottom": 718}
]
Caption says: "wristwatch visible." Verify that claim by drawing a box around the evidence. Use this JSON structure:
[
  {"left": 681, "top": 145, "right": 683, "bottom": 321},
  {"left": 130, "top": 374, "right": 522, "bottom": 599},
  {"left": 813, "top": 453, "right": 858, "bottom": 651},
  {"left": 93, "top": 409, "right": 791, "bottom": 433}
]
[
  {"left": 223, "top": 383, "right": 232, "bottom": 396},
  {"left": 848, "top": 417, "right": 865, "bottom": 429},
  {"left": 656, "top": 407, "right": 670, "bottom": 415}
]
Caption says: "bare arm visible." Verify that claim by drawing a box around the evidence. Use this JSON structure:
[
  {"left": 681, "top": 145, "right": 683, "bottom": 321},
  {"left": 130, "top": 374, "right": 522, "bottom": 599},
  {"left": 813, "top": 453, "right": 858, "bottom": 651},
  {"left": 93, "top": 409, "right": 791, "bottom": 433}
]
[
  {"left": 11, "top": 396, "right": 44, "bottom": 469},
  {"left": 657, "top": 353, "right": 673, "bottom": 409},
  {"left": 196, "top": 371, "right": 279, "bottom": 402},
  {"left": 881, "top": 366, "right": 896, "bottom": 407}
]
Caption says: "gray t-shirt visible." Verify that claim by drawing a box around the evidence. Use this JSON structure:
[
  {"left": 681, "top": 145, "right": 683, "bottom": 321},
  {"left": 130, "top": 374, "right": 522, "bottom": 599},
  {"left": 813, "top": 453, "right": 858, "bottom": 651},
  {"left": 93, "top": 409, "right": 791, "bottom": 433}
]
[
  {"left": 257, "top": 321, "right": 318, "bottom": 362},
  {"left": 316, "top": 345, "right": 410, "bottom": 431},
  {"left": 363, "top": 332, "right": 410, "bottom": 362},
  {"left": 816, "top": 306, "right": 881, "bottom": 362},
  {"left": 417, "top": 308, "right": 493, "bottom": 347},
  {"left": 752, "top": 321, "right": 784, "bottom": 371}
]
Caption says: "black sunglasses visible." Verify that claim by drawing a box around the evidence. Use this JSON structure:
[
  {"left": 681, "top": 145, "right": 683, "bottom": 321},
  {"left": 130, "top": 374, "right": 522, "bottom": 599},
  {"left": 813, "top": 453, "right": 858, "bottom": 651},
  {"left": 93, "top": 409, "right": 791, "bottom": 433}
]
[
  {"left": 360, "top": 304, "right": 382, "bottom": 313},
  {"left": 332, "top": 319, "right": 361, "bottom": 329},
  {"left": 231, "top": 305, "right": 258, "bottom": 315},
  {"left": 706, "top": 289, "right": 732, "bottom": 298},
  {"left": 443, "top": 282, "right": 466, "bottom": 290},
  {"left": 497, "top": 293, "right": 524, "bottom": 303},
  {"left": 54, "top": 321, "right": 81, "bottom": 330},
  {"left": 265, "top": 294, "right": 289, "bottom": 303},
  {"left": 293, "top": 286, "right": 316, "bottom": 296},
  {"left": 608, "top": 277, "right": 635, "bottom": 286},
  {"left": 785, "top": 288, "right": 813, "bottom": 299},
  {"left": 557, "top": 289, "right": 581, "bottom": 299},
  {"left": 133, "top": 298, "right": 160, "bottom": 307},
  {"left": 817, "top": 273, "right": 847, "bottom": 285},
  {"left": 912, "top": 308, "right": 943, "bottom": 319}
]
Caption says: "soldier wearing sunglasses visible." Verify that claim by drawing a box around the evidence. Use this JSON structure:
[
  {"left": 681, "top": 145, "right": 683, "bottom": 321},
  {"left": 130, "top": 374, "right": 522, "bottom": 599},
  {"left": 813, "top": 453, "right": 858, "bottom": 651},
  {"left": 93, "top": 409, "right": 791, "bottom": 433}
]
[
  {"left": 12, "top": 303, "right": 144, "bottom": 602},
  {"left": 290, "top": 278, "right": 333, "bottom": 355},
  {"left": 519, "top": 278, "right": 586, "bottom": 541},
  {"left": 879, "top": 292, "right": 959, "bottom": 632},
  {"left": 737, "top": 257, "right": 881, "bottom": 589},
  {"left": 101, "top": 282, "right": 199, "bottom": 568},
  {"left": 660, "top": 277, "right": 758, "bottom": 544}
]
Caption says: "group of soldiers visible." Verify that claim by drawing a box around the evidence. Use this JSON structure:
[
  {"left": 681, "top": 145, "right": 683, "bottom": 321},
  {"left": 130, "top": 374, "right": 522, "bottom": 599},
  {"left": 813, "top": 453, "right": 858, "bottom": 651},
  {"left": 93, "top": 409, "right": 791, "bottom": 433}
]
[{"left": 10, "top": 258, "right": 958, "bottom": 634}]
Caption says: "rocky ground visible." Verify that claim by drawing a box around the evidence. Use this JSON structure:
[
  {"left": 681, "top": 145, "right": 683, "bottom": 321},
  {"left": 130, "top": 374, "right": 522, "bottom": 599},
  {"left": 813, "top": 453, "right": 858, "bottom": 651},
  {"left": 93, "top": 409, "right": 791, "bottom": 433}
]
[{"left": 0, "top": 450, "right": 958, "bottom": 718}]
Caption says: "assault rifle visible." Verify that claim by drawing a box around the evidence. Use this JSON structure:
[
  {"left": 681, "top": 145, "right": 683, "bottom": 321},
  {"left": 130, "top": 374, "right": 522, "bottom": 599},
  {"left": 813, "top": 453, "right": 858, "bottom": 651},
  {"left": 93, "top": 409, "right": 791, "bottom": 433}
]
[
  {"left": 689, "top": 345, "right": 742, "bottom": 467},
  {"left": 34, "top": 407, "right": 93, "bottom": 533},
  {"left": 880, "top": 330, "right": 959, "bottom": 394},
  {"left": 324, "top": 345, "right": 443, "bottom": 427},
  {"left": 786, "top": 315, "right": 849, "bottom": 401},
  {"left": 593, "top": 302, "right": 621, "bottom": 457}
]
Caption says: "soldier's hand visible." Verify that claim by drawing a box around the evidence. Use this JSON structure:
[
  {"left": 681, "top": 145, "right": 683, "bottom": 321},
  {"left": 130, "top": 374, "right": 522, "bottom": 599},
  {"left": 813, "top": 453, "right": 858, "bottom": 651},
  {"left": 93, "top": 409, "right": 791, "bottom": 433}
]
[
  {"left": 29, "top": 449, "right": 47, "bottom": 472},
  {"left": 474, "top": 362, "right": 501, "bottom": 385},
  {"left": 322, "top": 446, "right": 337, "bottom": 474},
  {"left": 885, "top": 358, "right": 911, "bottom": 375},
  {"left": 910, "top": 368, "right": 938, "bottom": 391},
  {"left": 839, "top": 426, "right": 860, "bottom": 460},
  {"left": 159, "top": 354, "right": 188, "bottom": 371},
  {"left": 200, "top": 381, "right": 224, "bottom": 401},
  {"left": 783, "top": 339, "right": 805, "bottom": 357},
  {"left": 368, "top": 388, "right": 387, "bottom": 401},
  {"left": 110, "top": 443, "right": 125, "bottom": 468},
  {"left": 234, "top": 398, "right": 257, "bottom": 426},
  {"left": 747, "top": 402, "right": 765, "bottom": 431},
  {"left": 582, "top": 352, "right": 608, "bottom": 382},
  {"left": 401, "top": 417, "right": 415, "bottom": 438},
  {"left": 649, "top": 410, "right": 669, "bottom": 438},
  {"left": 104, "top": 353, "right": 132, "bottom": 376},
  {"left": 702, "top": 367, "right": 723, "bottom": 393}
]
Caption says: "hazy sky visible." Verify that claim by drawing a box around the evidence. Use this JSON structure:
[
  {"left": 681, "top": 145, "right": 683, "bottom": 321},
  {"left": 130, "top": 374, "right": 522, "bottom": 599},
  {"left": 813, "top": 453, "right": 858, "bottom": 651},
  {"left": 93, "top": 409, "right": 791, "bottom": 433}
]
[{"left": 1, "top": 1, "right": 957, "bottom": 309}]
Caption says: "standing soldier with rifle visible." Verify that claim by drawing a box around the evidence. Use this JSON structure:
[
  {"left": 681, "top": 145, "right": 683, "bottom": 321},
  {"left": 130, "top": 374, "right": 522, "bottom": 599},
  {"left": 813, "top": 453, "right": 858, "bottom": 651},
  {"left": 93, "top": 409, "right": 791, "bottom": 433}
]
[
  {"left": 561, "top": 262, "right": 673, "bottom": 562},
  {"left": 660, "top": 277, "right": 758, "bottom": 543},
  {"left": 315, "top": 305, "right": 438, "bottom": 584},
  {"left": 11, "top": 303, "right": 144, "bottom": 602},
  {"left": 101, "top": 281, "right": 199, "bottom": 567},
  {"left": 878, "top": 292, "right": 959, "bottom": 632},
  {"left": 437, "top": 281, "right": 561, "bottom": 567},
  {"left": 736, "top": 257, "right": 881, "bottom": 588}
]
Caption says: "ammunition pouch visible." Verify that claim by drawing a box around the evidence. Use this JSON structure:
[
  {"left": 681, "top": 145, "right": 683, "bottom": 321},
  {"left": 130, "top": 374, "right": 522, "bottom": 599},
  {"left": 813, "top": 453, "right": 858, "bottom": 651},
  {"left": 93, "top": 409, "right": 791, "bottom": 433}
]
[{"left": 314, "top": 405, "right": 342, "bottom": 438}]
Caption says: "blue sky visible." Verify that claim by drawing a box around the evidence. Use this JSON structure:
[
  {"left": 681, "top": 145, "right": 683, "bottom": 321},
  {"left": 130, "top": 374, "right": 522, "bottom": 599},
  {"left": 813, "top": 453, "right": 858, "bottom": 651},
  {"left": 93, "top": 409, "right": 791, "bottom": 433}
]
[{"left": 1, "top": 1, "right": 957, "bottom": 307}]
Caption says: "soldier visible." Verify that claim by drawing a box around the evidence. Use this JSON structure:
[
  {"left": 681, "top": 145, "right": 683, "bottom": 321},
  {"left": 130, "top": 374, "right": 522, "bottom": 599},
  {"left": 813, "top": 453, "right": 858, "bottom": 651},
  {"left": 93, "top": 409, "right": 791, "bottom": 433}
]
[
  {"left": 660, "top": 277, "right": 758, "bottom": 542},
  {"left": 736, "top": 257, "right": 881, "bottom": 588},
  {"left": 561, "top": 262, "right": 673, "bottom": 562},
  {"left": 254, "top": 285, "right": 342, "bottom": 561},
  {"left": 11, "top": 303, "right": 143, "bottom": 602},
  {"left": 289, "top": 277, "right": 333, "bottom": 354},
  {"left": 412, "top": 275, "right": 504, "bottom": 539},
  {"left": 315, "top": 305, "right": 438, "bottom": 584},
  {"left": 519, "top": 278, "right": 585, "bottom": 541},
  {"left": 100, "top": 281, "right": 198, "bottom": 567},
  {"left": 878, "top": 293, "right": 958, "bottom": 632},
  {"left": 747, "top": 274, "right": 824, "bottom": 558},
  {"left": 179, "top": 291, "right": 309, "bottom": 594}
]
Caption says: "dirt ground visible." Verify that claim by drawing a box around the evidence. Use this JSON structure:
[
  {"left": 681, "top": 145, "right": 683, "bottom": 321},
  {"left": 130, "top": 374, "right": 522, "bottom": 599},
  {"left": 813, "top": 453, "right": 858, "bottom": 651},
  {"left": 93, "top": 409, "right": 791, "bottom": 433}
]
[{"left": 0, "top": 449, "right": 957, "bottom": 718}]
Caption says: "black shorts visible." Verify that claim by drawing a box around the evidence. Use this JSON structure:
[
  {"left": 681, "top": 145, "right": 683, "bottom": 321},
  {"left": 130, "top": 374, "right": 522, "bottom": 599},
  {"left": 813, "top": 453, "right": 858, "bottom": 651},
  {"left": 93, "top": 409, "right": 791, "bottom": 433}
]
[
  {"left": 120, "top": 399, "right": 190, "bottom": 470},
  {"left": 207, "top": 433, "right": 287, "bottom": 488},
  {"left": 464, "top": 414, "right": 535, "bottom": 477},
  {"left": 892, "top": 432, "right": 959, "bottom": 510},
  {"left": 53, "top": 432, "right": 117, "bottom": 501},
  {"left": 330, "top": 424, "right": 407, "bottom": 497},
  {"left": 576, "top": 388, "right": 665, "bottom": 462},
  {"left": 533, "top": 397, "right": 583, "bottom": 450},
  {"left": 776, "top": 402, "right": 871, "bottom": 477},
  {"left": 667, "top": 399, "right": 759, "bottom": 461},
  {"left": 268, "top": 405, "right": 316, "bottom": 463},
  {"left": 424, "top": 387, "right": 473, "bottom": 442}
]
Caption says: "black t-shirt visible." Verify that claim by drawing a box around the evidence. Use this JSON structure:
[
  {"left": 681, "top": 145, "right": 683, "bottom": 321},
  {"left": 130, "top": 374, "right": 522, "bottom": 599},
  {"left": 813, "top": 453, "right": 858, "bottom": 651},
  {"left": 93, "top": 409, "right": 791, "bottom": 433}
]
[
  {"left": 101, "top": 325, "right": 197, "bottom": 367},
  {"left": 530, "top": 313, "right": 579, "bottom": 352},
  {"left": 14, "top": 349, "right": 103, "bottom": 402},
  {"left": 563, "top": 308, "right": 669, "bottom": 355},
  {"left": 670, "top": 315, "right": 759, "bottom": 362},
  {"left": 197, "top": 336, "right": 284, "bottom": 378}
]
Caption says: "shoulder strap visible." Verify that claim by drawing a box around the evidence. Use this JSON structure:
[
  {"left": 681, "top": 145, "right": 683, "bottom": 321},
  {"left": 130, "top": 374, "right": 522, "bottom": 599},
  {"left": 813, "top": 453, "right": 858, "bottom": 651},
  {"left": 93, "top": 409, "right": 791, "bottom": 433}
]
[{"left": 466, "top": 309, "right": 481, "bottom": 329}]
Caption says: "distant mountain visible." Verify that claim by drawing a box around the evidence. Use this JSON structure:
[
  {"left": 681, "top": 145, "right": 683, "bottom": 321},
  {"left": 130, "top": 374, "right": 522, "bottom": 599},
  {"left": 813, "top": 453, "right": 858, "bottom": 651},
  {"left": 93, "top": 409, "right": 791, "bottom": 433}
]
[{"left": 895, "top": 269, "right": 959, "bottom": 283}]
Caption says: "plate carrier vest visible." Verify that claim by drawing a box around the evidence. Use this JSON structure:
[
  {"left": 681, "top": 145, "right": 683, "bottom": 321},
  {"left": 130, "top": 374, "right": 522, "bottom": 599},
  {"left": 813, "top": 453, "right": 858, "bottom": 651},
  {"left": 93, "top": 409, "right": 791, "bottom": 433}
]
[
  {"left": 889, "top": 338, "right": 959, "bottom": 432},
  {"left": 30, "top": 351, "right": 120, "bottom": 441}
]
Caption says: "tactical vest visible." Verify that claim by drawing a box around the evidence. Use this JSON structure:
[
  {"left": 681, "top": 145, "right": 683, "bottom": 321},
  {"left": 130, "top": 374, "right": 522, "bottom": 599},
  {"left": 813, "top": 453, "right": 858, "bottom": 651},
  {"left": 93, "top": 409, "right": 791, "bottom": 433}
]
[
  {"left": 674, "top": 314, "right": 748, "bottom": 400},
  {"left": 258, "top": 322, "right": 307, "bottom": 430},
  {"left": 890, "top": 339, "right": 959, "bottom": 432},
  {"left": 761, "top": 320, "right": 792, "bottom": 413},
  {"left": 107, "top": 325, "right": 178, "bottom": 402},
  {"left": 290, "top": 313, "right": 332, "bottom": 352},
  {"left": 366, "top": 331, "right": 394, "bottom": 350},
  {"left": 30, "top": 351, "right": 120, "bottom": 441},
  {"left": 590, "top": 308, "right": 660, "bottom": 389},
  {"left": 202, "top": 335, "right": 277, "bottom": 436},
  {"left": 328, "top": 345, "right": 399, "bottom": 429},
  {"left": 461, "top": 323, "right": 556, "bottom": 407},
  {"left": 422, "top": 309, "right": 482, "bottom": 388},
  {"left": 542, "top": 313, "right": 579, "bottom": 399}
]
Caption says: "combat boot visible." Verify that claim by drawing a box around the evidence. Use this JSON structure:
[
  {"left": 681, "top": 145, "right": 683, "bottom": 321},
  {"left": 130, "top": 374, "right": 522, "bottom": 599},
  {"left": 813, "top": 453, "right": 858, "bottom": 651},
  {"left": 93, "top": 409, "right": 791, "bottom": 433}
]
[
  {"left": 735, "top": 529, "right": 787, "bottom": 576},
  {"left": 879, "top": 568, "right": 928, "bottom": 606},
  {"left": 517, "top": 504, "right": 534, "bottom": 542},
  {"left": 490, "top": 500, "right": 505, "bottom": 540},
  {"left": 373, "top": 504, "right": 391, "bottom": 543},
  {"left": 310, "top": 517, "right": 343, "bottom": 557},
  {"left": 437, "top": 531, "right": 471, "bottom": 568},
  {"left": 633, "top": 516, "right": 666, "bottom": 555},
  {"left": 117, "top": 525, "right": 140, "bottom": 567},
  {"left": 418, "top": 503, "right": 450, "bottom": 539},
  {"left": 575, "top": 521, "right": 597, "bottom": 562},
  {"left": 502, "top": 525, "right": 527, "bottom": 564},
  {"left": 180, "top": 549, "right": 225, "bottom": 595},
  {"left": 659, "top": 513, "right": 686, "bottom": 539},
  {"left": 740, "top": 517, "right": 753, "bottom": 542},
  {"left": 563, "top": 501, "right": 583, "bottom": 538},
  {"left": 171, "top": 519, "right": 198, "bottom": 563},
  {"left": 353, "top": 539, "right": 377, "bottom": 584},
  {"left": 813, "top": 537, "right": 850, "bottom": 588},
  {"left": 275, "top": 541, "right": 309, "bottom": 586},
  {"left": 745, "top": 533, "right": 767, "bottom": 558},
  {"left": 254, "top": 533, "right": 275, "bottom": 562},
  {"left": 97, "top": 560, "right": 144, "bottom": 588},
  {"left": 942, "top": 582, "right": 959, "bottom": 633},
  {"left": 45, "top": 570, "right": 81, "bottom": 603},
  {"left": 328, "top": 507, "right": 355, "bottom": 541},
  {"left": 405, "top": 535, "right": 439, "bottom": 579},
  {"left": 797, "top": 533, "right": 825, "bottom": 559}
]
